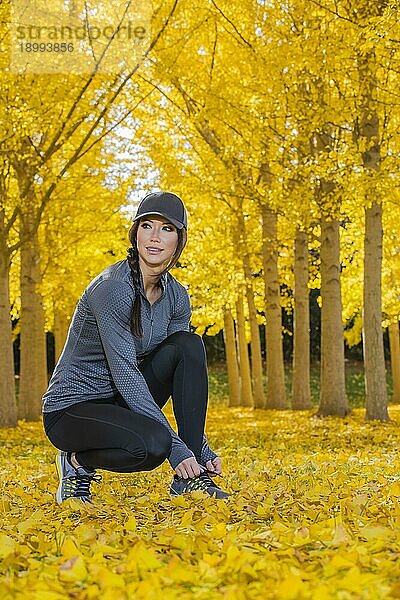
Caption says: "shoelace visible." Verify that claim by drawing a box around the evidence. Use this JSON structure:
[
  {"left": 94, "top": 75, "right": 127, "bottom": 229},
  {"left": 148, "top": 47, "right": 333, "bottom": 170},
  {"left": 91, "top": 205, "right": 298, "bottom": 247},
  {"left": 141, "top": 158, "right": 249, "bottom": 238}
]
[
  {"left": 198, "top": 471, "right": 221, "bottom": 488},
  {"left": 178, "top": 471, "right": 220, "bottom": 493},
  {"left": 202, "top": 468, "right": 223, "bottom": 478},
  {"left": 65, "top": 472, "right": 102, "bottom": 498}
]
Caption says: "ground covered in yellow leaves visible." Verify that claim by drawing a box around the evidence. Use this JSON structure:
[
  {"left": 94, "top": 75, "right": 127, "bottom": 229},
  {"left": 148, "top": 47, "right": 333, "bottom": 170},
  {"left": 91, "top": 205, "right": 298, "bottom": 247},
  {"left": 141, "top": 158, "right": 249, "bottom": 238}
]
[{"left": 2, "top": 405, "right": 400, "bottom": 599}]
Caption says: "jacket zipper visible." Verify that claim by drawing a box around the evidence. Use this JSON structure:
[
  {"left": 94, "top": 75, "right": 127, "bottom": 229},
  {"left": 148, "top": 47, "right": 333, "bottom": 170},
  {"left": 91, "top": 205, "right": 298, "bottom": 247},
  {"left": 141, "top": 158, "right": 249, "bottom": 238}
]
[
  {"left": 145, "top": 304, "right": 154, "bottom": 352},
  {"left": 142, "top": 287, "right": 165, "bottom": 353}
]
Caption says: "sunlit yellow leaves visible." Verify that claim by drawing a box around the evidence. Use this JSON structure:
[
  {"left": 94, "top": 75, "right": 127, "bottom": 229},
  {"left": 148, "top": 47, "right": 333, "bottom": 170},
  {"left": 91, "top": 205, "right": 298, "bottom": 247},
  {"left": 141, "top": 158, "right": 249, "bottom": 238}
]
[
  {"left": 17, "top": 508, "right": 46, "bottom": 534},
  {"left": 60, "top": 537, "right": 81, "bottom": 559},
  {"left": 359, "top": 525, "right": 389, "bottom": 541},
  {"left": 0, "top": 534, "right": 16, "bottom": 559},
  {"left": 59, "top": 554, "right": 88, "bottom": 583},
  {"left": 3, "top": 405, "right": 400, "bottom": 597},
  {"left": 331, "top": 522, "right": 352, "bottom": 545},
  {"left": 89, "top": 564, "right": 125, "bottom": 588},
  {"left": 278, "top": 573, "right": 305, "bottom": 599},
  {"left": 124, "top": 515, "right": 137, "bottom": 532},
  {"left": 126, "top": 541, "right": 163, "bottom": 573}
]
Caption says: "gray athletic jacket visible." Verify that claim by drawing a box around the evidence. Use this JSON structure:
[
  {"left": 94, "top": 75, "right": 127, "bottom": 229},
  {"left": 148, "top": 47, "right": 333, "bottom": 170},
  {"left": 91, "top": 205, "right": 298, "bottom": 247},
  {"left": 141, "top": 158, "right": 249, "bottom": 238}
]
[{"left": 42, "top": 259, "right": 218, "bottom": 470}]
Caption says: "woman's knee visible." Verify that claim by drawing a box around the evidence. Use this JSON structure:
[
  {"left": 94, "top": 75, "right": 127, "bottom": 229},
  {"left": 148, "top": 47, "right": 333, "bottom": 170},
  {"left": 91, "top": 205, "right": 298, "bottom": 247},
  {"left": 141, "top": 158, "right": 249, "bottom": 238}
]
[
  {"left": 139, "top": 423, "right": 172, "bottom": 471},
  {"left": 119, "top": 432, "right": 171, "bottom": 473},
  {"left": 166, "top": 331, "right": 206, "bottom": 361}
]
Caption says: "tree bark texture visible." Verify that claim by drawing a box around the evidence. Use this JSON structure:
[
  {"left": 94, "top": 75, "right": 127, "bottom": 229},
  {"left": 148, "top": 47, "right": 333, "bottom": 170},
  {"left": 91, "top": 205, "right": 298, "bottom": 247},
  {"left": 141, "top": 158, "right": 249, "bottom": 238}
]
[
  {"left": 292, "top": 228, "right": 312, "bottom": 409},
  {"left": 318, "top": 216, "right": 349, "bottom": 416},
  {"left": 18, "top": 215, "right": 48, "bottom": 421},
  {"left": 223, "top": 306, "right": 241, "bottom": 407},
  {"left": 237, "top": 211, "right": 264, "bottom": 408},
  {"left": 389, "top": 322, "right": 400, "bottom": 405},
  {"left": 53, "top": 302, "right": 70, "bottom": 364},
  {"left": 0, "top": 246, "right": 17, "bottom": 426},
  {"left": 261, "top": 205, "right": 288, "bottom": 409},
  {"left": 235, "top": 291, "right": 253, "bottom": 407},
  {"left": 356, "top": 42, "right": 388, "bottom": 420},
  {"left": 363, "top": 202, "right": 388, "bottom": 420}
]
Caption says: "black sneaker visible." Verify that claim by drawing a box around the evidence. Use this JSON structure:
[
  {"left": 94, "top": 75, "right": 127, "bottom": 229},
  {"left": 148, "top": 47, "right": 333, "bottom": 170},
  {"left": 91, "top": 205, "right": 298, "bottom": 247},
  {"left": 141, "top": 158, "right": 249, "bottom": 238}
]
[
  {"left": 170, "top": 470, "right": 231, "bottom": 499},
  {"left": 55, "top": 451, "right": 102, "bottom": 504}
]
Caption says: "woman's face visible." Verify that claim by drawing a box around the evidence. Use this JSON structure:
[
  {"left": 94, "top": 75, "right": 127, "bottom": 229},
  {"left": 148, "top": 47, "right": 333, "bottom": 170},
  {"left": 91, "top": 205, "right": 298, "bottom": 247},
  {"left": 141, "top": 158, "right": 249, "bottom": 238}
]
[{"left": 136, "top": 215, "right": 179, "bottom": 269}]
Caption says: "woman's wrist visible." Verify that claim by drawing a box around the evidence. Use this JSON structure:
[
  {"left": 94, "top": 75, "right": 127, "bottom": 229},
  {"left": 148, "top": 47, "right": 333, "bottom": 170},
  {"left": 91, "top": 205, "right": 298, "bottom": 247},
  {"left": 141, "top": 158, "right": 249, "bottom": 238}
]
[
  {"left": 168, "top": 443, "right": 195, "bottom": 471},
  {"left": 200, "top": 444, "right": 218, "bottom": 465}
]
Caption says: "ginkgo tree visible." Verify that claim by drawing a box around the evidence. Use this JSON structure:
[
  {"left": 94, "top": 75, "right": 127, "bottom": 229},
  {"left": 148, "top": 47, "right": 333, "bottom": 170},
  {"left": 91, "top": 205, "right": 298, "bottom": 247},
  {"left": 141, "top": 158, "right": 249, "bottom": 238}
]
[
  {"left": 0, "top": 0, "right": 180, "bottom": 424},
  {"left": 126, "top": 0, "right": 400, "bottom": 420},
  {"left": 3, "top": 0, "right": 400, "bottom": 431}
]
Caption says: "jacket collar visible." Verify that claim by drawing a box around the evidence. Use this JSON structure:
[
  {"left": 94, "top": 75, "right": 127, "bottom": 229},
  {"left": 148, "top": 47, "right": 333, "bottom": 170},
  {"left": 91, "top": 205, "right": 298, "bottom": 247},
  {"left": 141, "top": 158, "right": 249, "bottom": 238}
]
[{"left": 138, "top": 269, "right": 168, "bottom": 299}]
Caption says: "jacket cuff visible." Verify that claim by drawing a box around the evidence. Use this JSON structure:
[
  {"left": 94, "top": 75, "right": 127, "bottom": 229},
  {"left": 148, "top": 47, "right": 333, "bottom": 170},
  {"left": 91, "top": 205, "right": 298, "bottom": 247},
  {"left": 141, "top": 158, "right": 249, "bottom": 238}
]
[
  {"left": 167, "top": 440, "right": 195, "bottom": 470},
  {"left": 200, "top": 438, "right": 218, "bottom": 465}
]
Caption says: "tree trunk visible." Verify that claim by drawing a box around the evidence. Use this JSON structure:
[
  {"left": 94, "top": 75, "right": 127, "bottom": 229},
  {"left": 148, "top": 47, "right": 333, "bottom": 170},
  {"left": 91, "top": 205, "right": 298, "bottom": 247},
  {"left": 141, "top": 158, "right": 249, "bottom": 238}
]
[
  {"left": 356, "top": 43, "right": 388, "bottom": 420},
  {"left": 235, "top": 291, "right": 253, "bottom": 407},
  {"left": 0, "top": 247, "right": 17, "bottom": 427},
  {"left": 389, "top": 322, "right": 400, "bottom": 404},
  {"left": 53, "top": 302, "right": 70, "bottom": 363},
  {"left": 261, "top": 205, "right": 288, "bottom": 409},
  {"left": 223, "top": 306, "right": 240, "bottom": 407},
  {"left": 318, "top": 216, "right": 349, "bottom": 416},
  {"left": 363, "top": 202, "right": 388, "bottom": 420},
  {"left": 292, "top": 228, "right": 312, "bottom": 409},
  {"left": 235, "top": 210, "right": 264, "bottom": 407},
  {"left": 18, "top": 217, "right": 48, "bottom": 421}
]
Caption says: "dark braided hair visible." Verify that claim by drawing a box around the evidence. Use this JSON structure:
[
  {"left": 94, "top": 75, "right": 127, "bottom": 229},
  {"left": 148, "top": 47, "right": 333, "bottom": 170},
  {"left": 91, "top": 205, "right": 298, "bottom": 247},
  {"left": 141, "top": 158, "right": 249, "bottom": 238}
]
[{"left": 126, "top": 218, "right": 188, "bottom": 338}]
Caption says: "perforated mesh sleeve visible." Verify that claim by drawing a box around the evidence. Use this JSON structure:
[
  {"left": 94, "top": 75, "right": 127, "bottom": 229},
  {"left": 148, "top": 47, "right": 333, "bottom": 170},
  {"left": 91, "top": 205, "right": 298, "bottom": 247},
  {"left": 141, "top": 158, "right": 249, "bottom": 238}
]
[
  {"left": 86, "top": 278, "right": 195, "bottom": 470},
  {"left": 167, "top": 285, "right": 192, "bottom": 335}
]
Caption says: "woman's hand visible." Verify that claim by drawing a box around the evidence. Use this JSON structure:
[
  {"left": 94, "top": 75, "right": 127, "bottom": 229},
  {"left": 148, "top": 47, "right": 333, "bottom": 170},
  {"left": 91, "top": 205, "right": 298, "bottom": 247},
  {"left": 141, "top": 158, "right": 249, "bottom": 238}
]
[
  {"left": 174, "top": 457, "right": 206, "bottom": 479},
  {"left": 205, "top": 457, "right": 222, "bottom": 476}
]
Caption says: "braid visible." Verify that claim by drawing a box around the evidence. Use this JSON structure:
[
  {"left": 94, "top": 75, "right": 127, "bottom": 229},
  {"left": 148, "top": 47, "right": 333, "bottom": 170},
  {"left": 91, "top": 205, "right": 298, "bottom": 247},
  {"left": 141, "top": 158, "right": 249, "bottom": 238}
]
[
  {"left": 127, "top": 218, "right": 188, "bottom": 338},
  {"left": 126, "top": 243, "right": 143, "bottom": 338}
]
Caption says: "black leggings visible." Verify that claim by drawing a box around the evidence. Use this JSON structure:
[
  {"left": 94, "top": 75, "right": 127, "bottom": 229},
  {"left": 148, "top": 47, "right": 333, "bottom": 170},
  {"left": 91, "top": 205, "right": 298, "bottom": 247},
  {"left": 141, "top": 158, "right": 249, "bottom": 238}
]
[{"left": 43, "top": 331, "right": 208, "bottom": 473}]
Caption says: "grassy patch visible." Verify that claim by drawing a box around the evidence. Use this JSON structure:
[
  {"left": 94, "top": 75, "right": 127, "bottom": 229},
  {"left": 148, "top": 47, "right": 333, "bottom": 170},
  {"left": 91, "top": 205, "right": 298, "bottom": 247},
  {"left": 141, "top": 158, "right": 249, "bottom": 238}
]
[{"left": 208, "top": 360, "right": 395, "bottom": 410}]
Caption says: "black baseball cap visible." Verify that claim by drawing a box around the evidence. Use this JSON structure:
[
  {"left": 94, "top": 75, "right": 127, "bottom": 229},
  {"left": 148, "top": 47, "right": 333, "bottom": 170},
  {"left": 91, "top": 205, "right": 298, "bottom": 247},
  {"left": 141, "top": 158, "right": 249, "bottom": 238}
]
[{"left": 133, "top": 191, "right": 187, "bottom": 230}]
